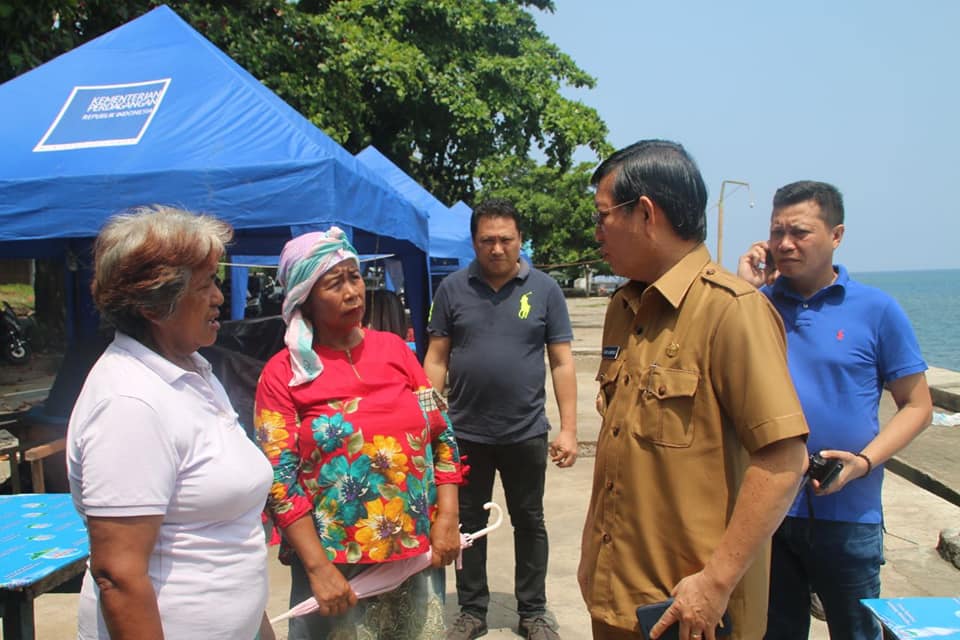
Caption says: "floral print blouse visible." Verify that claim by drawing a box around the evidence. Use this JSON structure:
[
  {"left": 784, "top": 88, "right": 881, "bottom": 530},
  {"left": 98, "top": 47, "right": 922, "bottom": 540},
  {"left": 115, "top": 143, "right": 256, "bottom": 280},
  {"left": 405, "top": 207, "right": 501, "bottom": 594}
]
[{"left": 254, "top": 329, "right": 464, "bottom": 564}]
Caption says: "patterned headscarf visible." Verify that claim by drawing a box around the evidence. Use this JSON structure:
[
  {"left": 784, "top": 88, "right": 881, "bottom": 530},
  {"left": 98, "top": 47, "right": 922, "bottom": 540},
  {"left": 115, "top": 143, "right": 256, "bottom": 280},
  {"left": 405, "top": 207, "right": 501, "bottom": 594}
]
[{"left": 277, "top": 227, "right": 360, "bottom": 386}]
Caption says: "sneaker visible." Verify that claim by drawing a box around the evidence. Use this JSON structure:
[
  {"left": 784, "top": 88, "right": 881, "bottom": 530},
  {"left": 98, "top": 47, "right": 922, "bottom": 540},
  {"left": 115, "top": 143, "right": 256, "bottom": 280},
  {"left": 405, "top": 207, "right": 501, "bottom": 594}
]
[
  {"left": 447, "top": 611, "right": 487, "bottom": 640},
  {"left": 518, "top": 615, "right": 560, "bottom": 640},
  {"left": 810, "top": 591, "right": 826, "bottom": 621}
]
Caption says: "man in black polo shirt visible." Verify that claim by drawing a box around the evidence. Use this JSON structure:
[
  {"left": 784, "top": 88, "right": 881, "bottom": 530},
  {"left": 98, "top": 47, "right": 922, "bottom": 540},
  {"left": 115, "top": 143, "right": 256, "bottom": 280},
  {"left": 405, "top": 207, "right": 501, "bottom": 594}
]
[{"left": 425, "top": 198, "right": 578, "bottom": 640}]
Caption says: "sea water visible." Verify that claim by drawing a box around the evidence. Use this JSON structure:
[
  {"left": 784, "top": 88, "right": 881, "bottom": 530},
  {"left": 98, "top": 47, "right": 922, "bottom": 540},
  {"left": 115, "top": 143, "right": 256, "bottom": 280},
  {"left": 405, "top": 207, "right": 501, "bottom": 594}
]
[{"left": 853, "top": 269, "right": 960, "bottom": 372}]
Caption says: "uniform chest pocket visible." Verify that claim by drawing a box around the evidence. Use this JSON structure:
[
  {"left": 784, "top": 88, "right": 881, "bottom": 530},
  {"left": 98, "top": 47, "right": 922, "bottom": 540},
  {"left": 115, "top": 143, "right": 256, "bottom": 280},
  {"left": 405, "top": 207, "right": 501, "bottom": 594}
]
[
  {"left": 595, "top": 358, "right": 624, "bottom": 417},
  {"left": 635, "top": 365, "right": 701, "bottom": 447}
]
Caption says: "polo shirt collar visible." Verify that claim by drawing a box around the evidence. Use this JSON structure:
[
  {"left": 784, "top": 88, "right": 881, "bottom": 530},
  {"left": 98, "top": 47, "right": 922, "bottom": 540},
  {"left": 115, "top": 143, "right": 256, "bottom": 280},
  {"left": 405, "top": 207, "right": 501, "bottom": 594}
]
[
  {"left": 770, "top": 264, "right": 848, "bottom": 302},
  {"left": 620, "top": 244, "right": 711, "bottom": 312},
  {"left": 112, "top": 331, "right": 213, "bottom": 384},
  {"left": 467, "top": 258, "right": 530, "bottom": 283}
]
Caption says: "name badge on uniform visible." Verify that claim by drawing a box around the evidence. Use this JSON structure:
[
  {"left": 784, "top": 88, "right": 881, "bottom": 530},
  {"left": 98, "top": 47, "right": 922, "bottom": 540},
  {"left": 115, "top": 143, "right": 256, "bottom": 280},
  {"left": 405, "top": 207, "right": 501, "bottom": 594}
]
[{"left": 601, "top": 345, "right": 621, "bottom": 360}]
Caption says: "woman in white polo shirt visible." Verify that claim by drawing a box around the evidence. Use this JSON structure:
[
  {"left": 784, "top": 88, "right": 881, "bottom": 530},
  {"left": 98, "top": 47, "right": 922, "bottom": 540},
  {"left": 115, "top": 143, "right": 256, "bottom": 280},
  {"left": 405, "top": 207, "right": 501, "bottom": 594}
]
[{"left": 67, "top": 206, "right": 274, "bottom": 639}]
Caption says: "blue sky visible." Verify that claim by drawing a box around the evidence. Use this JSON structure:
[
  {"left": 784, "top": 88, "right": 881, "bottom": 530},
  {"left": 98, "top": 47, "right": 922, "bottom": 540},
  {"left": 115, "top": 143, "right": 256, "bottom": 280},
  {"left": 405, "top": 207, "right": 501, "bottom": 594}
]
[{"left": 534, "top": 1, "right": 959, "bottom": 273}]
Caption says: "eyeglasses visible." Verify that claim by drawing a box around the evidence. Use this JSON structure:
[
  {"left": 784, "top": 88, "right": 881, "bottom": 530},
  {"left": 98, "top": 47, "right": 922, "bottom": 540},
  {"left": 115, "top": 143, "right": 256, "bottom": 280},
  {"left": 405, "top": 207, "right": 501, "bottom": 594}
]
[{"left": 591, "top": 198, "right": 638, "bottom": 227}]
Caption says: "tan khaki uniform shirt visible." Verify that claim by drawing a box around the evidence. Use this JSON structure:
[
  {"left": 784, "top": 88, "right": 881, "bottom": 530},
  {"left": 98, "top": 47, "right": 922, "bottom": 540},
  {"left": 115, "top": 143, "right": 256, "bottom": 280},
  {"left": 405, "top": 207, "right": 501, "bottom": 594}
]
[{"left": 583, "top": 245, "right": 808, "bottom": 638}]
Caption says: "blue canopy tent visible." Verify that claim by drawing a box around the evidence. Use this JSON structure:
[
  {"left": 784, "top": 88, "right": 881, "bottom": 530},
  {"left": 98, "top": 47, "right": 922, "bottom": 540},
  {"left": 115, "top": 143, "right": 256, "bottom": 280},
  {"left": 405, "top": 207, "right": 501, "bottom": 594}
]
[
  {"left": 430, "top": 200, "right": 476, "bottom": 292},
  {"left": 445, "top": 200, "right": 476, "bottom": 268},
  {"left": 0, "top": 5, "right": 432, "bottom": 353},
  {"left": 355, "top": 146, "right": 475, "bottom": 292}
]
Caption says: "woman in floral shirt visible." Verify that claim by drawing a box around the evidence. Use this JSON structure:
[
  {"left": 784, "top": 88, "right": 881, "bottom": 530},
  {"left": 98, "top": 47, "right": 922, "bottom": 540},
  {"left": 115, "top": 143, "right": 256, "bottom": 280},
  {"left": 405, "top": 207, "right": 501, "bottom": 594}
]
[{"left": 255, "top": 227, "right": 464, "bottom": 639}]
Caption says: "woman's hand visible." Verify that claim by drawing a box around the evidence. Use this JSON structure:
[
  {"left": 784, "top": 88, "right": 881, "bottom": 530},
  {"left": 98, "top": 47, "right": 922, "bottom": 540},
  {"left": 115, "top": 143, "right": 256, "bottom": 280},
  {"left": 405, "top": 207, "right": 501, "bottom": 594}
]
[
  {"left": 305, "top": 561, "right": 358, "bottom": 616},
  {"left": 282, "top": 516, "right": 357, "bottom": 616},
  {"left": 430, "top": 510, "right": 461, "bottom": 567}
]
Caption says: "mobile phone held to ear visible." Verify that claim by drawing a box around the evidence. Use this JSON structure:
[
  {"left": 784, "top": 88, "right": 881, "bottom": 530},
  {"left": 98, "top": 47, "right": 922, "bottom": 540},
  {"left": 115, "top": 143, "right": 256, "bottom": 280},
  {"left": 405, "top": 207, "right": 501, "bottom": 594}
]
[
  {"left": 758, "top": 249, "right": 775, "bottom": 273},
  {"left": 636, "top": 599, "right": 733, "bottom": 640}
]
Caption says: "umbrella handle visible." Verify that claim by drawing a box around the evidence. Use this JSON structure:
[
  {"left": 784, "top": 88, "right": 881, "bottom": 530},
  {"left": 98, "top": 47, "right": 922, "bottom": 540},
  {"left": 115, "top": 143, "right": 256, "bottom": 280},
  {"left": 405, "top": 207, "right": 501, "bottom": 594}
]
[
  {"left": 269, "top": 610, "right": 297, "bottom": 625},
  {"left": 462, "top": 501, "right": 504, "bottom": 544}
]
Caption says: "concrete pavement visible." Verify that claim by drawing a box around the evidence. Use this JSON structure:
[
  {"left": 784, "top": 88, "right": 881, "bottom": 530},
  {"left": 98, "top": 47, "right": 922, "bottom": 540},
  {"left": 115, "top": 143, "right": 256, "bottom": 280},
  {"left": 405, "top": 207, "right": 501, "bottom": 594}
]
[
  {"left": 24, "top": 296, "right": 960, "bottom": 639},
  {"left": 24, "top": 460, "right": 960, "bottom": 639}
]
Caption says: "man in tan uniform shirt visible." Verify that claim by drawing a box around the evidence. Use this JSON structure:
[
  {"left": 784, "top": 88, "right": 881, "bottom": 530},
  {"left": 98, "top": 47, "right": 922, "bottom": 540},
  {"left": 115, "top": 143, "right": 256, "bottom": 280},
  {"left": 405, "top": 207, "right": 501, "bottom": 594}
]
[{"left": 579, "top": 140, "right": 810, "bottom": 640}]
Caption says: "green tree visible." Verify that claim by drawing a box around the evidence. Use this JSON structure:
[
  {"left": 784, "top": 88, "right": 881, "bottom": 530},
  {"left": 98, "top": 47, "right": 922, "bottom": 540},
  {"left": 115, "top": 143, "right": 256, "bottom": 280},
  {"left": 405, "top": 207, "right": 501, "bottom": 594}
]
[
  {"left": 1, "top": 0, "right": 612, "bottom": 300},
  {"left": 2, "top": 0, "right": 608, "bottom": 205},
  {"left": 184, "top": 0, "right": 610, "bottom": 204},
  {"left": 0, "top": 1, "right": 160, "bottom": 81}
]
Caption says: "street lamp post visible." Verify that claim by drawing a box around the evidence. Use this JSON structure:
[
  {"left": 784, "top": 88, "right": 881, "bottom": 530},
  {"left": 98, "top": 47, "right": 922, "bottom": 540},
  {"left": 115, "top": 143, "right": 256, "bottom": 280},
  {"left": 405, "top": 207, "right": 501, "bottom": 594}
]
[{"left": 717, "top": 180, "right": 753, "bottom": 265}]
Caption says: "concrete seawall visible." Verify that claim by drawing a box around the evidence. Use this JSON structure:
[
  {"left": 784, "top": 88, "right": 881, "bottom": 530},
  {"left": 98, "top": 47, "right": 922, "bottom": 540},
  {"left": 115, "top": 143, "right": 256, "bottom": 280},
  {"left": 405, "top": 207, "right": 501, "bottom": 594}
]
[
  {"left": 887, "top": 366, "right": 960, "bottom": 512},
  {"left": 927, "top": 366, "right": 960, "bottom": 412}
]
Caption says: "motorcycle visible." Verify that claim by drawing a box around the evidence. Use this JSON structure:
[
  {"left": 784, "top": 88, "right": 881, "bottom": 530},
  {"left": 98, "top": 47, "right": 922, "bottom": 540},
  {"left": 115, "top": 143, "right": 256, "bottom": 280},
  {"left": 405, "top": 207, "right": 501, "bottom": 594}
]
[{"left": 2, "top": 300, "right": 32, "bottom": 365}]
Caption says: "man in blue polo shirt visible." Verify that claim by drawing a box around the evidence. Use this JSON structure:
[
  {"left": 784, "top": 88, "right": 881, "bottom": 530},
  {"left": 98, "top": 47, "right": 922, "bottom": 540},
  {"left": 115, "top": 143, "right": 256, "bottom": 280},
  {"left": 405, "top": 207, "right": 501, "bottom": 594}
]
[
  {"left": 425, "top": 198, "right": 578, "bottom": 640},
  {"left": 738, "top": 180, "right": 932, "bottom": 640}
]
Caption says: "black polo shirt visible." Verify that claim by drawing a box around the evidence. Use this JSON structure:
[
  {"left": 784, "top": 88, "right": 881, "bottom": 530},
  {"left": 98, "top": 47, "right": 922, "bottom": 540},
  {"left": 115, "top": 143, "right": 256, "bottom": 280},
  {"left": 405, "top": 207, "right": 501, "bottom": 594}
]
[{"left": 428, "top": 260, "right": 573, "bottom": 444}]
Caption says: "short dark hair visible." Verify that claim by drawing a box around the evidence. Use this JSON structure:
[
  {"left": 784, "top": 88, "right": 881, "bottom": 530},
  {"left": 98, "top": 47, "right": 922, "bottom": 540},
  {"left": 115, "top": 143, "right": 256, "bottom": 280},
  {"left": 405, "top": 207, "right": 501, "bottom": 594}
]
[
  {"left": 590, "top": 140, "right": 708, "bottom": 242},
  {"left": 772, "top": 181, "right": 844, "bottom": 227},
  {"left": 470, "top": 198, "right": 522, "bottom": 239}
]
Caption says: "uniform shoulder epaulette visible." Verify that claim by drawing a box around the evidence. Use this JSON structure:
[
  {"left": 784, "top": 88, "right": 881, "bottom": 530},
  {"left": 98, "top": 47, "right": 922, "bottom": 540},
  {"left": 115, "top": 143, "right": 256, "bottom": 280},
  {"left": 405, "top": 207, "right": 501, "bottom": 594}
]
[{"left": 700, "top": 266, "right": 756, "bottom": 297}]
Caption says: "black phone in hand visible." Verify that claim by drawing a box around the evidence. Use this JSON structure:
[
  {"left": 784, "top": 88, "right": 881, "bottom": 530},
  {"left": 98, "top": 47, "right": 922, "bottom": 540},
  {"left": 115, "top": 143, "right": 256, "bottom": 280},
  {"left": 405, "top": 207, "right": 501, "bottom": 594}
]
[{"left": 636, "top": 598, "right": 732, "bottom": 640}]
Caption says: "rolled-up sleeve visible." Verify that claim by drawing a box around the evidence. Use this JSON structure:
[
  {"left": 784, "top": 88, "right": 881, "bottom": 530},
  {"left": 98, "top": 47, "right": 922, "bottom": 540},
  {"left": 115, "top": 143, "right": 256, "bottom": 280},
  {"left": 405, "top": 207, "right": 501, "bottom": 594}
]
[{"left": 711, "top": 293, "right": 809, "bottom": 452}]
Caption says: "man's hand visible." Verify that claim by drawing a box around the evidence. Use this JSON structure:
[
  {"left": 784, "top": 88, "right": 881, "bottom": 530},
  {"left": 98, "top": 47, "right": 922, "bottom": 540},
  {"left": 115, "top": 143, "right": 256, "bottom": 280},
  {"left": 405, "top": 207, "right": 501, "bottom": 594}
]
[
  {"left": 430, "top": 510, "right": 461, "bottom": 567},
  {"left": 736, "top": 241, "right": 777, "bottom": 287},
  {"left": 305, "top": 561, "right": 358, "bottom": 616},
  {"left": 811, "top": 449, "right": 868, "bottom": 496},
  {"left": 549, "top": 430, "right": 578, "bottom": 467},
  {"left": 649, "top": 571, "right": 730, "bottom": 640}
]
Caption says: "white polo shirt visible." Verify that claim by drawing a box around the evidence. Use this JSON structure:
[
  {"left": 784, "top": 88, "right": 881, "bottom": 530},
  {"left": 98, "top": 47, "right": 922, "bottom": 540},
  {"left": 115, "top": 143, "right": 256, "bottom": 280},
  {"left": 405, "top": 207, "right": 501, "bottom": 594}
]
[{"left": 68, "top": 332, "right": 272, "bottom": 640}]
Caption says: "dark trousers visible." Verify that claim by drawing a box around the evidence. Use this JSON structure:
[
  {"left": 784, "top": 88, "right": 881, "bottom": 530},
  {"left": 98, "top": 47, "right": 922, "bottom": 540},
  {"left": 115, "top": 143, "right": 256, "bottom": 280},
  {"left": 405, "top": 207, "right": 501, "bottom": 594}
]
[
  {"left": 455, "top": 434, "right": 549, "bottom": 619},
  {"left": 765, "top": 516, "right": 883, "bottom": 640}
]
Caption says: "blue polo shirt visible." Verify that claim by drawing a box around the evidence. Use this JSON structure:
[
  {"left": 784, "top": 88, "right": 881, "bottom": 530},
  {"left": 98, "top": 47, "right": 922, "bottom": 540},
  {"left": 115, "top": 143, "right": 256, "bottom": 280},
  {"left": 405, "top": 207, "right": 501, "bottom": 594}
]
[
  {"left": 428, "top": 260, "right": 573, "bottom": 444},
  {"left": 762, "top": 265, "right": 926, "bottom": 523}
]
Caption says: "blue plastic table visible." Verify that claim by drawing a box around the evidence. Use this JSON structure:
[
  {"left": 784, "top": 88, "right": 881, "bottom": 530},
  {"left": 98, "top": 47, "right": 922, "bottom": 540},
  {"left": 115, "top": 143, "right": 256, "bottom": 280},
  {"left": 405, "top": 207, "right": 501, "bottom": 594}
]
[
  {"left": 861, "top": 597, "right": 960, "bottom": 639},
  {"left": 0, "top": 493, "right": 88, "bottom": 640}
]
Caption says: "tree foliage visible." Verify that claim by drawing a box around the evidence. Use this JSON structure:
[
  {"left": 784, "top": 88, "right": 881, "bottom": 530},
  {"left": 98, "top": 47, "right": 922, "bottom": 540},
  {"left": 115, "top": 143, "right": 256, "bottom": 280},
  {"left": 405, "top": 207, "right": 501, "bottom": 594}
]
[
  {"left": 0, "top": 1, "right": 157, "bottom": 79},
  {"left": 1, "top": 0, "right": 610, "bottom": 260},
  {"left": 187, "top": 0, "right": 611, "bottom": 204}
]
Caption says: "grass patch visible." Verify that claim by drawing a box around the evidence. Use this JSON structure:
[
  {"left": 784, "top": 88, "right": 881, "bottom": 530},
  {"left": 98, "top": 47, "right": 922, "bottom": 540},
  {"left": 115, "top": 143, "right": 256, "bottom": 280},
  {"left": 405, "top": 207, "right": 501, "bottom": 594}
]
[{"left": 0, "top": 283, "right": 35, "bottom": 313}]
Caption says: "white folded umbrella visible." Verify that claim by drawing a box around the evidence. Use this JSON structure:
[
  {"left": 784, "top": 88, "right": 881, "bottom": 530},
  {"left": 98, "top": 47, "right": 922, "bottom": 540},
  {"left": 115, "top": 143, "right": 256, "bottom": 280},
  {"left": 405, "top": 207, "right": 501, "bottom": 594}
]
[{"left": 270, "top": 502, "right": 504, "bottom": 624}]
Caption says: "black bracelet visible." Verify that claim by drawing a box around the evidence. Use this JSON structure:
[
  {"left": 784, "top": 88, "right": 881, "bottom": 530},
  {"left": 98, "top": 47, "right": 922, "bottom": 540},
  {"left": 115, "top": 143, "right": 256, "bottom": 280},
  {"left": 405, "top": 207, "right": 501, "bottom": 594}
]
[{"left": 856, "top": 452, "right": 873, "bottom": 477}]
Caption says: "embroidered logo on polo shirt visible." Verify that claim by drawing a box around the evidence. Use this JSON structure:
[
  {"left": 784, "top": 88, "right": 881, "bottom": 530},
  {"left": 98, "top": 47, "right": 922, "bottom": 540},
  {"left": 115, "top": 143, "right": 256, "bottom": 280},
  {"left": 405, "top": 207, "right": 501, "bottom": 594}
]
[
  {"left": 518, "top": 291, "right": 534, "bottom": 319},
  {"left": 836, "top": 329, "right": 845, "bottom": 341}
]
